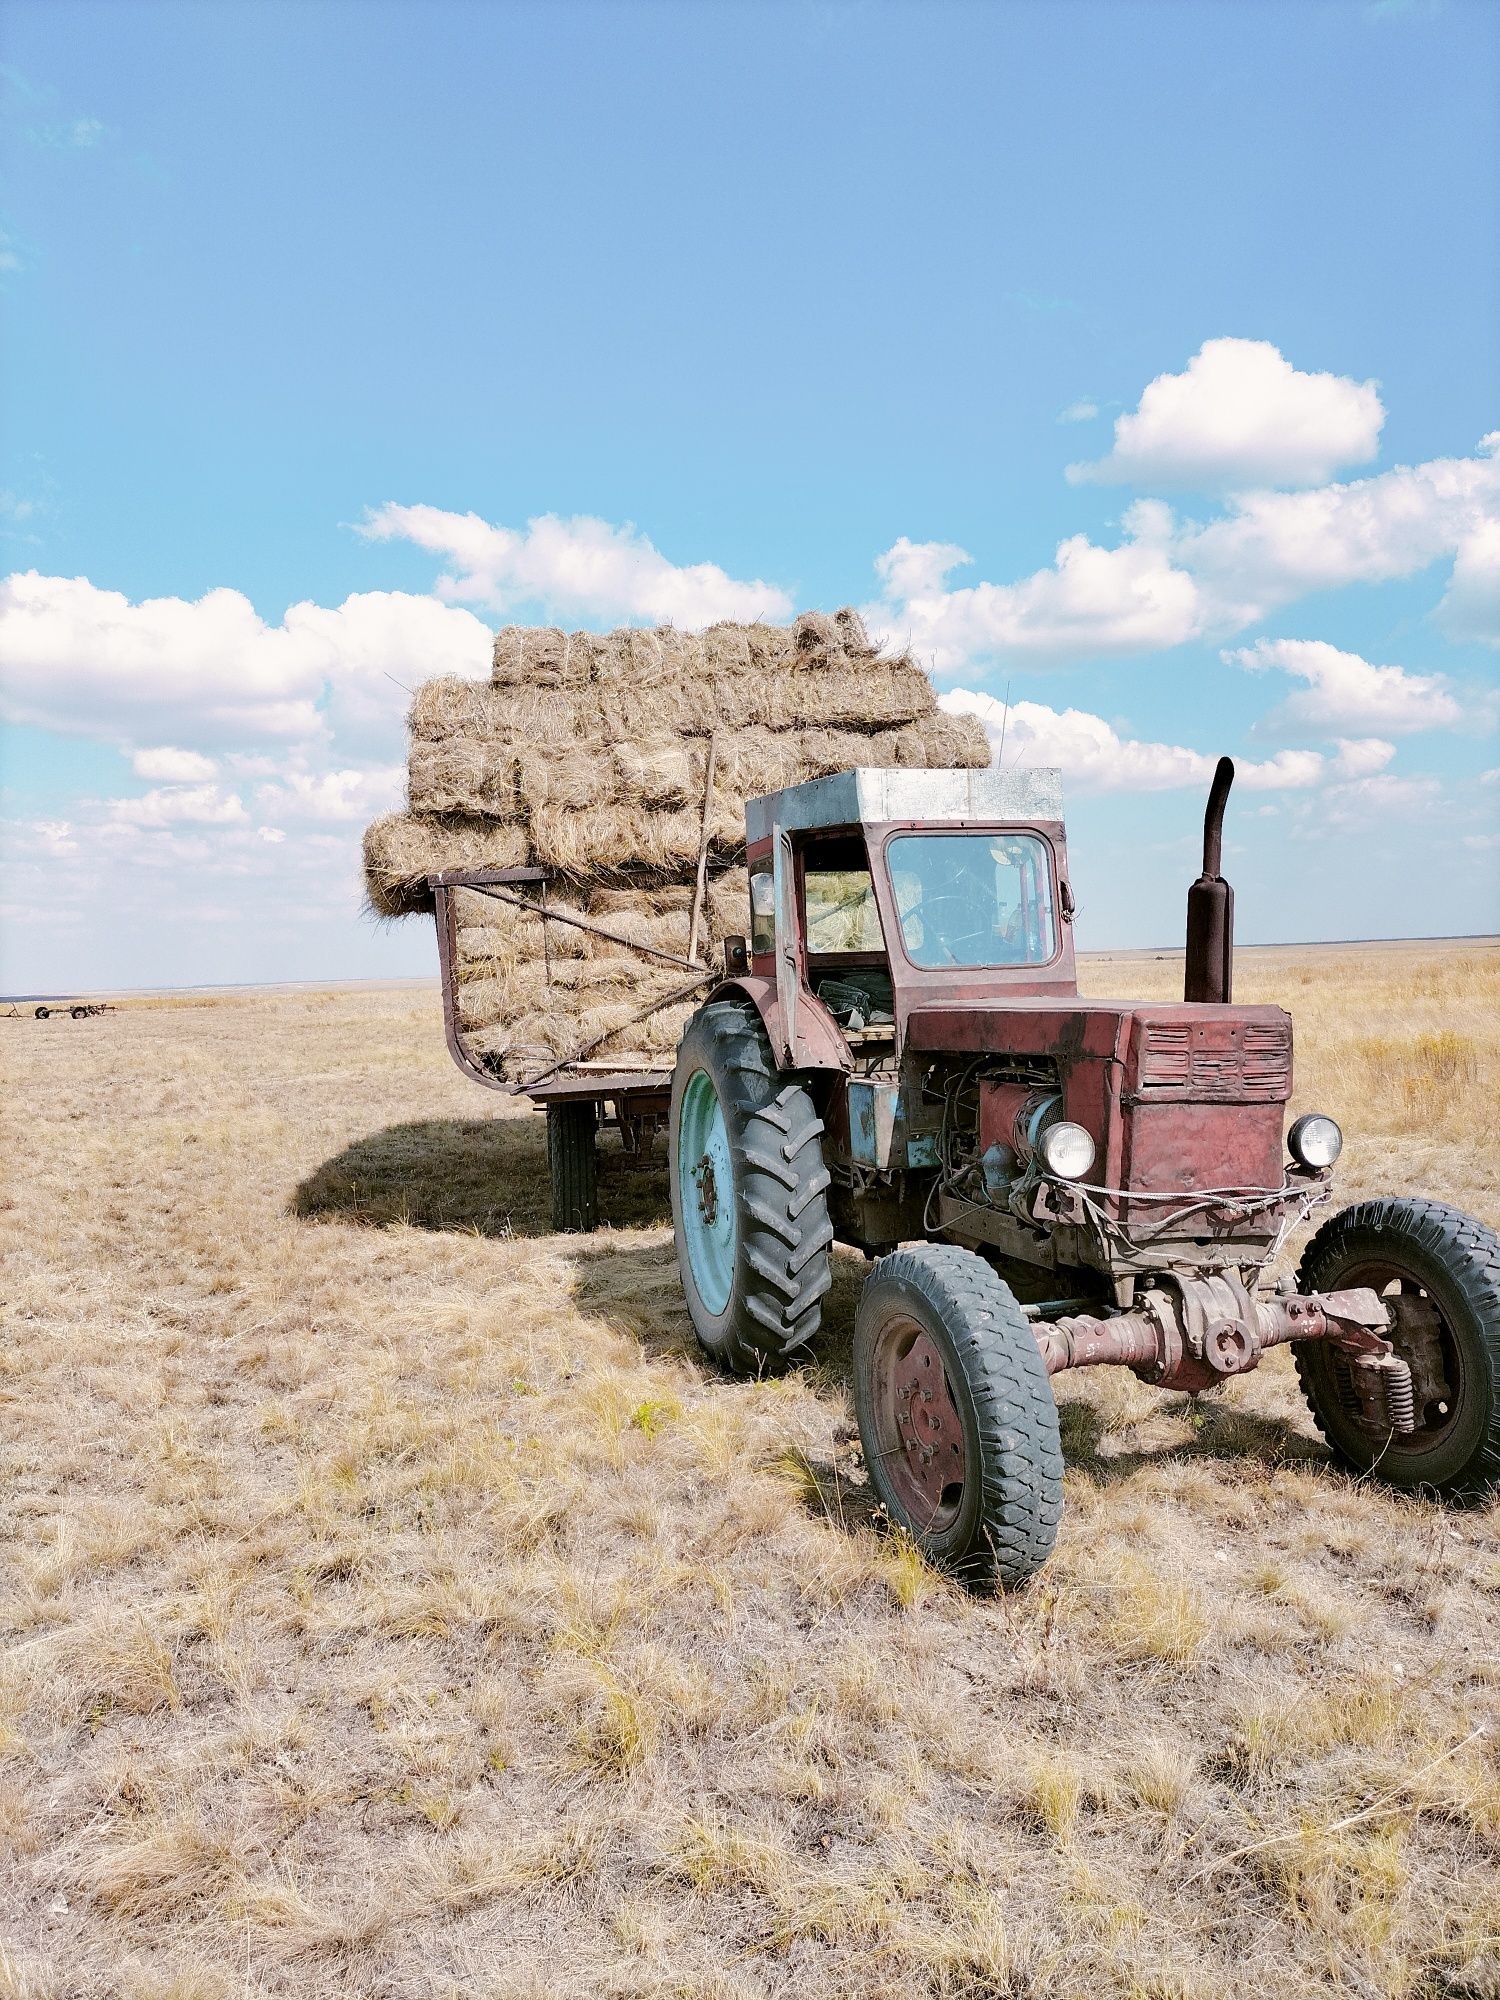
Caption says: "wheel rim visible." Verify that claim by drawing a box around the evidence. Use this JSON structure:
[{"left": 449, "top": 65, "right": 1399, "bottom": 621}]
[
  {"left": 677, "top": 1067, "right": 736, "bottom": 1316},
  {"left": 1334, "top": 1255, "right": 1466, "bottom": 1451},
  {"left": 868, "top": 1311, "right": 968, "bottom": 1533}
]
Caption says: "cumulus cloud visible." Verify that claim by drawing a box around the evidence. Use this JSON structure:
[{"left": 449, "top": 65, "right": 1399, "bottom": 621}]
[
  {"left": 1319, "top": 771, "right": 1442, "bottom": 827},
  {"left": 1172, "top": 436, "right": 1500, "bottom": 630},
  {"left": 130, "top": 746, "right": 219, "bottom": 782},
  {"left": 0, "top": 573, "right": 491, "bottom": 750},
  {"left": 107, "top": 783, "right": 249, "bottom": 828},
  {"left": 938, "top": 689, "right": 1388, "bottom": 794},
  {"left": 1438, "top": 517, "right": 1500, "bottom": 646},
  {"left": 1068, "top": 338, "right": 1384, "bottom": 491},
  {"left": 252, "top": 766, "right": 405, "bottom": 823},
  {"left": 872, "top": 437, "right": 1500, "bottom": 675},
  {"left": 868, "top": 517, "right": 1200, "bottom": 672},
  {"left": 359, "top": 504, "right": 793, "bottom": 628},
  {"left": 1227, "top": 638, "right": 1462, "bottom": 735},
  {"left": 1058, "top": 400, "right": 1098, "bottom": 423}
]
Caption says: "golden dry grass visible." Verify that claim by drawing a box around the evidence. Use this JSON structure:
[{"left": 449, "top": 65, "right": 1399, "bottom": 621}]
[{"left": 2, "top": 939, "right": 1498, "bottom": 1999}]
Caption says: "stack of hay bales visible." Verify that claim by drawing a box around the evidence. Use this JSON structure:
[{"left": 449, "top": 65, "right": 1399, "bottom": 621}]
[{"left": 364, "top": 609, "right": 989, "bottom": 1083}]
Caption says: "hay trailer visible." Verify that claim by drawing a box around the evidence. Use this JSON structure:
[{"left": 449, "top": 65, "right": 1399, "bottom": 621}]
[
  {"left": 5, "top": 1000, "right": 114, "bottom": 1020},
  {"left": 430, "top": 863, "right": 726, "bottom": 1232}
]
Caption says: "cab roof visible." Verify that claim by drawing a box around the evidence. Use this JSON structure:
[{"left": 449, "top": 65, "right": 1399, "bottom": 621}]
[{"left": 744, "top": 766, "right": 1064, "bottom": 844}]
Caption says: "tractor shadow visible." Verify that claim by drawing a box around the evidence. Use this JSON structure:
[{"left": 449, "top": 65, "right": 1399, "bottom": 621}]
[
  {"left": 291, "top": 1121, "right": 1321, "bottom": 1502},
  {"left": 291, "top": 1116, "right": 672, "bottom": 1239},
  {"left": 1054, "top": 1388, "right": 1327, "bottom": 1480}
]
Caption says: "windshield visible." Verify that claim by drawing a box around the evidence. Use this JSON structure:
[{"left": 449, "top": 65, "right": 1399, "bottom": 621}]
[{"left": 886, "top": 832, "right": 1057, "bottom": 968}]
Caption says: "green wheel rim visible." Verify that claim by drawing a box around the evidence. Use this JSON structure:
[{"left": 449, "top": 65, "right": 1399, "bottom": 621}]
[{"left": 678, "top": 1067, "right": 737, "bottom": 1316}]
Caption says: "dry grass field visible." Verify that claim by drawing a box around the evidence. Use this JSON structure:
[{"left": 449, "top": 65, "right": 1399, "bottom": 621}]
[{"left": 3, "top": 939, "right": 1498, "bottom": 2000}]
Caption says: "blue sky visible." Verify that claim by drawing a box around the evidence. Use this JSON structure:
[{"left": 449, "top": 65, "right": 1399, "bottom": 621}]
[{"left": 1, "top": 0, "right": 1497, "bottom": 991}]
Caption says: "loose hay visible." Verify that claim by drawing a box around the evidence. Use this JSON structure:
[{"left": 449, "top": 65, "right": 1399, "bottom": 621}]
[{"left": 368, "top": 609, "right": 990, "bottom": 1077}]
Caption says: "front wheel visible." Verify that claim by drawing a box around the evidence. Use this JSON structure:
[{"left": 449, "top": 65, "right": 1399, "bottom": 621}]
[
  {"left": 669, "top": 997, "right": 833, "bottom": 1375},
  {"left": 1294, "top": 1198, "right": 1500, "bottom": 1501},
  {"left": 853, "top": 1244, "right": 1063, "bottom": 1591}
]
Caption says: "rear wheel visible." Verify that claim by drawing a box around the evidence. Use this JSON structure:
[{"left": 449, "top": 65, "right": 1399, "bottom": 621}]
[
  {"left": 854, "top": 1244, "right": 1062, "bottom": 1590},
  {"left": 34, "top": 1006, "right": 49, "bottom": 1019},
  {"left": 546, "top": 1101, "right": 598, "bottom": 1234},
  {"left": 1294, "top": 1198, "right": 1500, "bottom": 1501},
  {"left": 669, "top": 997, "right": 833, "bottom": 1374}
]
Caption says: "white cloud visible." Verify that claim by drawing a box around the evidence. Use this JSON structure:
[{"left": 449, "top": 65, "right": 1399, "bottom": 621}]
[
  {"left": 15, "top": 818, "right": 80, "bottom": 857},
  {"left": 1318, "top": 772, "right": 1442, "bottom": 827},
  {"left": 1330, "top": 737, "right": 1398, "bottom": 778},
  {"left": 0, "top": 573, "right": 491, "bottom": 751},
  {"left": 107, "top": 784, "right": 249, "bottom": 828},
  {"left": 869, "top": 519, "right": 1200, "bottom": 673},
  {"left": 939, "top": 688, "right": 1366, "bottom": 794},
  {"left": 1438, "top": 517, "right": 1500, "bottom": 646},
  {"left": 252, "top": 766, "right": 404, "bottom": 823},
  {"left": 1058, "top": 400, "right": 1098, "bottom": 424},
  {"left": 1174, "top": 437, "right": 1500, "bottom": 630},
  {"left": 130, "top": 746, "right": 219, "bottom": 782},
  {"left": 1228, "top": 638, "right": 1462, "bottom": 734},
  {"left": 872, "top": 437, "right": 1500, "bottom": 676},
  {"left": 360, "top": 504, "right": 793, "bottom": 629},
  {"left": 1068, "top": 338, "right": 1384, "bottom": 491}
]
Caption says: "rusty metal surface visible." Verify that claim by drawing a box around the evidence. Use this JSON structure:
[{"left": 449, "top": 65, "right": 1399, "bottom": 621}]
[
  {"left": 1029, "top": 1277, "right": 1414, "bottom": 1432},
  {"left": 867, "top": 1313, "right": 967, "bottom": 1529}
]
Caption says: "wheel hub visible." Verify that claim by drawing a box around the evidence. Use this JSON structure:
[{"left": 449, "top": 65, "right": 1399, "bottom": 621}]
[
  {"left": 873, "top": 1319, "right": 966, "bottom": 1528},
  {"left": 1337, "top": 1258, "right": 1459, "bottom": 1445},
  {"left": 693, "top": 1155, "right": 719, "bottom": 1227}
]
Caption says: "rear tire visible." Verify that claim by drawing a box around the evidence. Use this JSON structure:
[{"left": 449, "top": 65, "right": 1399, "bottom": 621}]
[
  {"left": 1294, "top": 1198, "right": 1500, "bottom": 1501},
  {"left": 34, "top": 1006, "right": 48, "bottom": 1019},
  {"left": 547, "top": 1101, "right": 598, "bottom": 1234},
  {"left": 854, "top": 1244, "right": 1062, "bottom": 1590},
  {"left": 669, "top": 997, "right": 833, "bottom": 1374}
]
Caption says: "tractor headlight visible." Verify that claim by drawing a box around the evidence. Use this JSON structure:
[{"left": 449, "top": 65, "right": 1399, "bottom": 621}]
[
  {"left": 1288, "top": 1112, "right": 1343, "bottom": 1170},
  {"left": 1039, "top": 1121, "right": 1096, "bottom": 1182}
]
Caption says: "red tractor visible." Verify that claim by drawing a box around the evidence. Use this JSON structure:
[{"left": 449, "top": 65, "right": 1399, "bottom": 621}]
[{"left": 667, "top": 760, "right": 1500, "bottom": 1588}]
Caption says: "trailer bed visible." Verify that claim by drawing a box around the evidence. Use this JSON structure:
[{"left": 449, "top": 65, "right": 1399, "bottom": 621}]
[{"left": 429, "top": 864, "right": 704, "bottom": 1229}]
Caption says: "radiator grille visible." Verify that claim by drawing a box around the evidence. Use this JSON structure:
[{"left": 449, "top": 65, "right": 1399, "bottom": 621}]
[{"left": 1136, "top": 1018, "right": 1291, "bottom": 1101}]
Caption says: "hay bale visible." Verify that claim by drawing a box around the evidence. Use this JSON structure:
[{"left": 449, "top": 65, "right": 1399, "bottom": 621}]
[
  {"left": 529, "top": 797, "right": 744, "bottom": 878},
  {"left": 407, "top": 737, "right": 521, "bottom": 816},
  {"left": 363, "top": 813, "right": 528, "bottom": 918},
  {"left": 491, "top": 627, "right": 593, "bottom": 690}
]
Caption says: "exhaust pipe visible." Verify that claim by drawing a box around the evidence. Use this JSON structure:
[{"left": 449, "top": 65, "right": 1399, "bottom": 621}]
[{"left": 1185, "top": 756, "right": 1234, "bottom": 1003}]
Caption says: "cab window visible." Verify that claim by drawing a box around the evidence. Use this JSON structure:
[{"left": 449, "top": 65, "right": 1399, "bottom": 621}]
[
  {"left": 802, "top": 838, "right": 885, "bottom": 953},
  {"left": 887, "top": 832, "right": 1057, "bottom": 968}
]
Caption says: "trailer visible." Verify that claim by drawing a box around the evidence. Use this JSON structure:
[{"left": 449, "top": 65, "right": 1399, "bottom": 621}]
[
  {"left": 429, "top": 863, "right": 732, "bottom": 1232},
  {"left": 4, "top": 1000, "right": 115, "bottom": 1020}
]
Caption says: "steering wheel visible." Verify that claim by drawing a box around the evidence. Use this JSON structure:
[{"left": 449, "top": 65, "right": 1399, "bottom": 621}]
[{"left": 917, "top": 890, "right": 992, "bottom": 965}]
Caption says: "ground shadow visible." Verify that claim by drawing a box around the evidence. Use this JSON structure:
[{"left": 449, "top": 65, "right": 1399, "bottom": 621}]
[
  {"left": 292, "top": 1117, "right": 672, "bottom": 1239},
  {"left": 1056, "top": 1385, "right": 1327, "bottom": 1481},
  {"left": 292, "top": 1119, "right": 1324, "bottom": 1501}
]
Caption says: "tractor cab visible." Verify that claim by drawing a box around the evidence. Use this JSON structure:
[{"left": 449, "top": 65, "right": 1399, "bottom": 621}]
[{"left": 741, "top": 767, "right": 1078, "bottom": 1075}]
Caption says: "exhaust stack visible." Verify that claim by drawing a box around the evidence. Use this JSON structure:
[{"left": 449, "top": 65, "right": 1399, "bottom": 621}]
[{"left": 1185, "top": 756, "right": 1234, "bottom": 1004}]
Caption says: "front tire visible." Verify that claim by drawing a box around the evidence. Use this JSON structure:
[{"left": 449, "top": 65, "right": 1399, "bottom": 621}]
[
  {"left": 1294, "top": 1198, "right": 1500, "bottom": 1501},
  {"left": 853, "top": 1244, "right": 1063, "bottom": 1590},
  {"left": 669, "top": 997, "right": 833, "bottom": 1374}
]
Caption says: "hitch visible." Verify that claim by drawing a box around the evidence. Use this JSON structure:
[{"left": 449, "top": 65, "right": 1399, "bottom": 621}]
[{"left": 1030, "top": 1277, "right": 1417, "bottom": 1435}]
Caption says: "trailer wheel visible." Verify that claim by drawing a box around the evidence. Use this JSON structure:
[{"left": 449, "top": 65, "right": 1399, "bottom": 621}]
[
  {"left": 669, "top": 996, "right": 833, "bottom": 1374},
  {"left": 34, "top": 1006, "right": 49, "bottom": 1020},
  {"left": 1294, "top": 1198, "right": 1500, "bottom": 1502},
  {"left": 71, "top": 1006, "right": 87, "bottom": 1019},
  {"left": 546, "top": 1102, "right": 599, "bottom": 1234},
  {"left": 854, "top": 1245, "right": 1062, "bottom": 1590}
]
